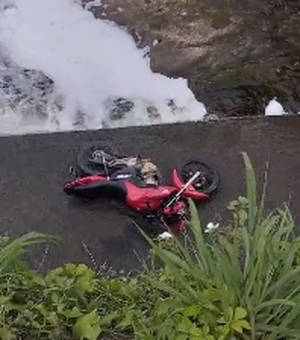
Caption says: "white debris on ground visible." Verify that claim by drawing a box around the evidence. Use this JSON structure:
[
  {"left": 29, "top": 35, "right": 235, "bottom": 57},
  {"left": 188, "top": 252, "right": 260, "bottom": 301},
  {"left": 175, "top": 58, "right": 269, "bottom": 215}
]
[
  {"left": 204, "top": 222, "right": 220, "bottom": 233},
  {"left": 157, "top": 231, "right": 173, "bottom": 240},
  {"left": 264, "top": 98, "right": 288, "bottom": 116}
]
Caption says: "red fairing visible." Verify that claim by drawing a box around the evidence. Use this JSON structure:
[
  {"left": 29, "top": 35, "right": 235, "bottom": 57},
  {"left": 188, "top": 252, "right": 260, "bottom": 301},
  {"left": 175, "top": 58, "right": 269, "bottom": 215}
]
[
  {"left": 172, "top": 169, "right": 209, "bottom": 200},
  {"left": 65, "top": 175, "right": 107, "bottom": 188},
  {"left": 125, "top": 182, "right": 177, "bottom": 211},
  {"left": 163, "top": 201, "right": 186, "bottom": 216},
  {"left": 164, "top": 201, "right": 187, "bottom": 233}
]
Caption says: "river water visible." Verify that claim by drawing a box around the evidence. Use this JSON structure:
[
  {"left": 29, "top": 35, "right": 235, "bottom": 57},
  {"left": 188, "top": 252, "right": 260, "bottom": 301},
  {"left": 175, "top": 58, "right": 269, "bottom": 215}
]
[{"left": 0, "top": 0, "right": 210, "bottom": 135}]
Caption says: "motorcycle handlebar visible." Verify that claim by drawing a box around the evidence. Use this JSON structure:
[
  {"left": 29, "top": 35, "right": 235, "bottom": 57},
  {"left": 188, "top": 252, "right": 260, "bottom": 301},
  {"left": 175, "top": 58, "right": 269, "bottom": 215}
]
[{"left": 165, "top": 171, "right": 201, "bottom": 208}]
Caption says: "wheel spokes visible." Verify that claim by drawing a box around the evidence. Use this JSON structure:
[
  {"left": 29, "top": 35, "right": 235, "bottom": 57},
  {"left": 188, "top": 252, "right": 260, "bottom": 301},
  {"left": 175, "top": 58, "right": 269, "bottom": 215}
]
[{"left": 181, "top": 162, "right": 214, "bottom": 190}]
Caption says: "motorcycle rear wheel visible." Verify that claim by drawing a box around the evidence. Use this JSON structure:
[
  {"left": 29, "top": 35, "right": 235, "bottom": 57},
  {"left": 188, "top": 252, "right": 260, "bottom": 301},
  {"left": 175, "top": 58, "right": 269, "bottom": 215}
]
[
  {"left": 180, "top": 160, "right": 220, "bottom": 195},
  {"left": 75, "top": 142, "right": 126, "bottom": 177}
]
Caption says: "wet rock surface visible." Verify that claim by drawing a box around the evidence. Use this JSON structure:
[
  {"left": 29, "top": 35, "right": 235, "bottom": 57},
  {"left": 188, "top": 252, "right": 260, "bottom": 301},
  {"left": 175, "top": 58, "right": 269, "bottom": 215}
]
[
  {"left": 0, "top": 57, "right": 55, "bottom": 114},
  {"left": 0, "top": 53, "right": 64, "bottom": 127},
  {"left": 84, "top": 0, "right": 300, "bottom": 117}
]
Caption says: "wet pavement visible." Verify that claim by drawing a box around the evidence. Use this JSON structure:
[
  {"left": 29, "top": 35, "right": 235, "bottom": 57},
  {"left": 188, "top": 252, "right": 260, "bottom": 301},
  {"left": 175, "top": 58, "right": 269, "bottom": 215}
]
[{"left": 0, "top": 116, "right": 300, "bottom": 272}]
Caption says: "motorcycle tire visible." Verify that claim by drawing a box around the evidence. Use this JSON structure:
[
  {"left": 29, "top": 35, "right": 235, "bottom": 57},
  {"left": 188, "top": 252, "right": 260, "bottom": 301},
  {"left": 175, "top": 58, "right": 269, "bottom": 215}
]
[
  {"left": 179, "top": 160, "right": 220, "bottom": 195},
  {"left": 75, "top": 142, "right": 126, "bottom": 177}
]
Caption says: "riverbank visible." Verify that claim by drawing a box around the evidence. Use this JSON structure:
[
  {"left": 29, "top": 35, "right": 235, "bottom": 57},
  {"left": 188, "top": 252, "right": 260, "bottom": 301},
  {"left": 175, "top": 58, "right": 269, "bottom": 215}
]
[{"left": 84, "top": 0, "right": 300, "bottom": 117}]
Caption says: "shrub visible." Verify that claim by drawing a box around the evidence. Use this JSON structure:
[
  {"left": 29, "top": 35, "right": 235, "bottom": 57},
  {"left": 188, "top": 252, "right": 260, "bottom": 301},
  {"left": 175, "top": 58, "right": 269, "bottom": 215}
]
[{"left": 0, "top": 234, "right": 158, "bottom": 340}]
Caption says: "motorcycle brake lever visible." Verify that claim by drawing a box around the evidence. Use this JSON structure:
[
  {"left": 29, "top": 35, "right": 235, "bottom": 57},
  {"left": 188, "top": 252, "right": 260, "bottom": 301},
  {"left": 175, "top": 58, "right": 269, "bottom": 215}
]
[{"left": 68, "top": 165, "right": 77, "bottom": 177}]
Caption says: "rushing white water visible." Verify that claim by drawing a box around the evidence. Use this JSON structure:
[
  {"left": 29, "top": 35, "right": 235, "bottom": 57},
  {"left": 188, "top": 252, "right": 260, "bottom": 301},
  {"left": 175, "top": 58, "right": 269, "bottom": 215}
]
[{"left": 0, "top": 0, "right": 207, "bottom": 135}]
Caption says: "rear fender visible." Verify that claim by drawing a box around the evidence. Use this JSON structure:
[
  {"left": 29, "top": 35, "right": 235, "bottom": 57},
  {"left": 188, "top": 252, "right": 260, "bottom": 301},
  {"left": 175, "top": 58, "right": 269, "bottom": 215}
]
[
  {"left": 172, "top": 169, "right": 209, "bottom": 200},
  {"left": 63, "top": 175, "right": 127, "bottom": 200}
]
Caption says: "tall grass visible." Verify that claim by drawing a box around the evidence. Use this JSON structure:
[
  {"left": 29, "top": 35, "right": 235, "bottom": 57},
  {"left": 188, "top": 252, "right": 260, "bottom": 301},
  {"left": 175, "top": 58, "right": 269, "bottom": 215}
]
[
  {"left": 0, "top": 232, "right": 57, "bottom": 272},
  {"left": 133, "top": 152, "right": 300, "bottom": 340}
]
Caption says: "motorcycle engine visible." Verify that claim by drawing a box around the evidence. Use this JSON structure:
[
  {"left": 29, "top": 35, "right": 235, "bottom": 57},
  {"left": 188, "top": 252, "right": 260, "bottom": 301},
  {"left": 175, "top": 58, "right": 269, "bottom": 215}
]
[{"left": 139, "top": 160, "right": 160, "bottom": 186}]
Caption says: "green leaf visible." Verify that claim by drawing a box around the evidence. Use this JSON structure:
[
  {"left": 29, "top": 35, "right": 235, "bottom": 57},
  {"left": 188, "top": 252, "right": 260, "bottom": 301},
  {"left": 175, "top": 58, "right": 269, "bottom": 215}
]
[
  {"left": 238, "top": 320, "right": 251, "bottom": 330},
  {"left": 231, "top": 318, "right": 251, "bottom": 334},
  {"left": 241, "top": 152, "right": 257, "bottom": 234},
  {"left": 64, "top": 306, "right": 83, "bottom": 318},
  {"left": 217, "top": 316, "right": 226, "bottom": 324},
  {"left": 233, "top": 307, "right": 247, "bottom": 321},
  {"left": 0, "top": 325, "right": 16, "bottom": 340},
  {"left": 202, "top": 324, "right": 210, "bottom": 335},
  {"left": 238, "top": 209, "right": 248, "bottom": 225},
  {"left": 184, "top": 305, "right": 201, "bottom": 318},
  {"left": 47, "top": 312, "right": 59, "bottom": 326},
  {"left": 154, "top": 298, "right": 173, "bottom": 316},
  {"left": 189, "top": 325, "right": 203, "bottom": 336},
  {"left": 73, "top": 309, "right": 101, "bottom": 340},
  {"left": 177, "top": 317, "right": 193, "bottom": 334},
  {"left": 35, "top": 304, "right": 48, "bottom": 317},
  {"left": 231, "top": 321, "right": 243, "bottom": 334},
  {"left": 228, "top": 307, "right": 234, "bottom": 321}
]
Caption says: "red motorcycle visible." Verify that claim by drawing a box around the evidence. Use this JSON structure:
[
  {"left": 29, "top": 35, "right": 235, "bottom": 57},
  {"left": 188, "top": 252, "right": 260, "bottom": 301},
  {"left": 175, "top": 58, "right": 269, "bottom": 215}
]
[{"left": 63, "top": 143, "right": 220, "bottom": 238}]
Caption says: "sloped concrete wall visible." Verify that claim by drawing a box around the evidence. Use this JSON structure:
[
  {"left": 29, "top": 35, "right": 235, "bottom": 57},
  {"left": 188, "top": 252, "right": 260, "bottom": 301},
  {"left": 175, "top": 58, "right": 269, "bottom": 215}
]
[{"left": 0, "top": 116, "right": 299, "bottom": 272}]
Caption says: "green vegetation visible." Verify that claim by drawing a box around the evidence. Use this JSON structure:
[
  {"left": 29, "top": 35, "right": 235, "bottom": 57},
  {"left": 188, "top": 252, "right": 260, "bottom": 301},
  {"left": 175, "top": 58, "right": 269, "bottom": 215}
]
[{"left": 1, "top": 152, "right": 300, "bottom": 339}]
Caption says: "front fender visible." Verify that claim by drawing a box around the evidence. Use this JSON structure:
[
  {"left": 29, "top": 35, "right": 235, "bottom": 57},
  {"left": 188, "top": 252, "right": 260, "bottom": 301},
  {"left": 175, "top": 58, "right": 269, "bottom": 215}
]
[{"left": 172, "top": 169, "right": 209, "bottom": 201}]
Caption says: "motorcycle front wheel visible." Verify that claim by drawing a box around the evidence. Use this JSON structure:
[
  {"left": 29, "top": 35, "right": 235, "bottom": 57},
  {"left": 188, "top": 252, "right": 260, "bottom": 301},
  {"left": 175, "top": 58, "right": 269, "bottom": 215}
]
[
  {"left": 75, "top": 142, "right": 125, "bottom": 177},
  {"left": 180, "top": 160, "right": 220, "bottom": 195}
]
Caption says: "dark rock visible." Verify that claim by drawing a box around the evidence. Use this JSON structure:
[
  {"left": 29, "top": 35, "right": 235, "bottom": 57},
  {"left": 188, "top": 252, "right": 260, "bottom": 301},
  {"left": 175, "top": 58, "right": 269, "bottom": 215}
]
[{"left": 109, "top": 98, "right": 134, "bottom": 120}]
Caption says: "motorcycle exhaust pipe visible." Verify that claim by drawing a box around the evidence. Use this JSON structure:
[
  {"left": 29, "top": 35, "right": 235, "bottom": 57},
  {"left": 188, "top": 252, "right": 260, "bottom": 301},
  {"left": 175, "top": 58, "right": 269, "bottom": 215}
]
[{"left": 165, "top": 170, "right": 201, "bottom": 208}]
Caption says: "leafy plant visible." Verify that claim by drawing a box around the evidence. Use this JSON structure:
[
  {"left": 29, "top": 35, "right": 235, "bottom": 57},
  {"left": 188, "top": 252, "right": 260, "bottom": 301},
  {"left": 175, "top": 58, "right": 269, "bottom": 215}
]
[{"left": 128, "top": 152, "right": 300, "bottom": 340}]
